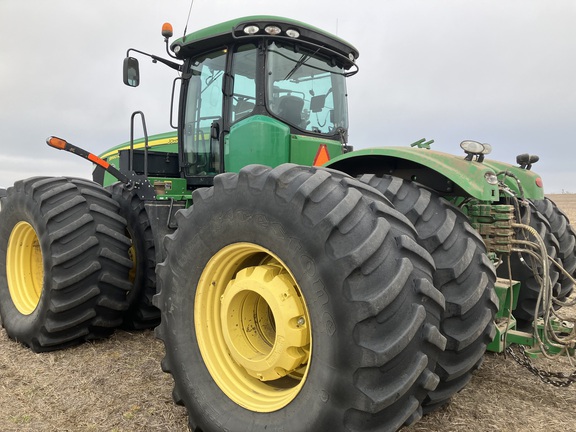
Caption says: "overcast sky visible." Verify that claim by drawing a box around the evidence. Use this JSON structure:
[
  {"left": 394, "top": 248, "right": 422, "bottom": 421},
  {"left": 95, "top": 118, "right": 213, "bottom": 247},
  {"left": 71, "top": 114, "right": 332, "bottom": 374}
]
[{"left": 1, "top": 0, "right": 575, "bottom": 192}]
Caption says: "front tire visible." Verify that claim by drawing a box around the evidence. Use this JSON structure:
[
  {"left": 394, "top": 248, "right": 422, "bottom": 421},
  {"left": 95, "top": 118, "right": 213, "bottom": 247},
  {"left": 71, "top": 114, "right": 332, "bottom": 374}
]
[
  {"left": 155, "top": 164, "right": 446, "bottom": 432},
  {"left": 0, "top": 177, "right": 133, "bottom": 352}
]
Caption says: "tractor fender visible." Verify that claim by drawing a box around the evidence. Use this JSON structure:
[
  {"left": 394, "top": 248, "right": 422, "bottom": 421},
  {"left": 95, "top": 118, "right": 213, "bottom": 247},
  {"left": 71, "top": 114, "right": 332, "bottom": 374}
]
[{"left": 326, "top": 147, "right": 501, "bottom": 201}]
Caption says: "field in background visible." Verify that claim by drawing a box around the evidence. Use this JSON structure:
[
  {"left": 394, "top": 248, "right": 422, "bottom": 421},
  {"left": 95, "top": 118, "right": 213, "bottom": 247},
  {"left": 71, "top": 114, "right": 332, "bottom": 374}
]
[
  {"left": 547, "top": 194, "right": 576, "bottom": 219},
  {"left": 1, "top": 194, "right": 575, "bottom": 431}
]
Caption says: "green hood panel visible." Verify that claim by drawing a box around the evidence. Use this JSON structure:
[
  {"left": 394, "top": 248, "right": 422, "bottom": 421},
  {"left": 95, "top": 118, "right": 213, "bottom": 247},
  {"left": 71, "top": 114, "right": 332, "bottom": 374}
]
[
  {"left": 326, "top": 147, "right": 501, "bottom": 201},
  {"left": 225, "top": 115, "right": 343, "bottom": 172}
]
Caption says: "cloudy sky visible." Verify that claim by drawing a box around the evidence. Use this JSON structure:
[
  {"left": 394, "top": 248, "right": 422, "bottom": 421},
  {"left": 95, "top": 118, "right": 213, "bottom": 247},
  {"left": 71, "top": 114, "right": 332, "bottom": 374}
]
[{"left": 1, "top": 0, "right": 575, "bottom": 192}]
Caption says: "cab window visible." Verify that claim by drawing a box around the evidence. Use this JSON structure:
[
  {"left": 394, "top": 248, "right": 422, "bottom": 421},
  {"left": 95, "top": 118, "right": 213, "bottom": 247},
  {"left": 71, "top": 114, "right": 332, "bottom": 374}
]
[
  {"left": 183, "top": 48, "right": 227, "bottom": 176},
  {"left": 230, "top": 44, "right": 257, "bottom": 124},
  {"left": 266, "top": 41, "right": 348, "bottom": 135}
]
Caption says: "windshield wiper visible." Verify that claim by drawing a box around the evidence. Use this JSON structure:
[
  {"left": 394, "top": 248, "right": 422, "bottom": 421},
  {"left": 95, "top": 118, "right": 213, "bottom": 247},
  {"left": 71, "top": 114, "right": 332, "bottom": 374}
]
[
  {"left": 201, "top": 70, "right": 224, "bottom": 95},
  {"left": 283, "top": 54, "right": 310, "bottom": 81}
]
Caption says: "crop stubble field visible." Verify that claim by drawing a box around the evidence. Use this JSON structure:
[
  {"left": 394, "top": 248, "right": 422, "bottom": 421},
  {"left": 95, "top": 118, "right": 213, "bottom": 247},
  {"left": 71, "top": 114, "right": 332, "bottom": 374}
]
[{"left": 1, "top": 195, "right": 575, "bottom": 432}]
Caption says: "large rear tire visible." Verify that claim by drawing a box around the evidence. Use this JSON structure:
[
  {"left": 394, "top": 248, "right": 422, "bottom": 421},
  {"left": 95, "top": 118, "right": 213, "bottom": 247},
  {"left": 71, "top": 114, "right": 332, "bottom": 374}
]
[
  {"left": 532, "top": 197, "right": 576, "bottom": 302},
  {"left": 154, "top": 164, "right": 446, "bottom": 432},
  {"left": 106, "top": 183, "right": 159, "bottom": 329},
  {"left": 358, "top": 174, "right": 498, "bottom": 412},
  {"left": 0, "top": 177, "right": 133, "bottom": 352}
]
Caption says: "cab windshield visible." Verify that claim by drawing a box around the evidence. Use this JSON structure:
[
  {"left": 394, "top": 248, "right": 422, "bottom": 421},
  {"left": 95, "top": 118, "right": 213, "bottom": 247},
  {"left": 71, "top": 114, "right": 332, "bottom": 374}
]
[{"left": 266, "top": 42, "right": 348, "bottom": 135}]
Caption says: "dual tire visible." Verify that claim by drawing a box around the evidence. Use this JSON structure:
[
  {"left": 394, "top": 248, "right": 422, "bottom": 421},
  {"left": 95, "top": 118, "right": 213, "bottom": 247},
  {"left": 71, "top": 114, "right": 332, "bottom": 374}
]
[
  {"left": 0, "top": 177, "right": 133, "bottom": 352},
  {"left": 154, "top": 164, "right": 447, "bottom": 432},
  {"left": 0, "top": 176, "right": 165, "bottom": 350}
]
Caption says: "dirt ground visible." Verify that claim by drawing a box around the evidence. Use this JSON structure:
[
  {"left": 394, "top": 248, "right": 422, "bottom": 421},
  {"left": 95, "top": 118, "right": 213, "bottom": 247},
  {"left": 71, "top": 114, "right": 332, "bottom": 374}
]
[{"left": 1, "top": 194, "right": 575, "bottom": 432}]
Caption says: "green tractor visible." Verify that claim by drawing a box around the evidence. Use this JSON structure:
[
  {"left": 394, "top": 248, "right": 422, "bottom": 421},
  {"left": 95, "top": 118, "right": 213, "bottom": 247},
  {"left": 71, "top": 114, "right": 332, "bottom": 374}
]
[{"left": 1, "top": 15, "right": 574, "bottom": 432}]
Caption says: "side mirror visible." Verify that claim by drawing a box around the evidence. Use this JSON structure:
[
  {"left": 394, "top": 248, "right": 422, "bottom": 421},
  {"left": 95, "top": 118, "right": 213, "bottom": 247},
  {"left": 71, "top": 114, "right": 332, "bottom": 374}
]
[{"left": 123, "top": 57, "right": 140, "bottom": 87}]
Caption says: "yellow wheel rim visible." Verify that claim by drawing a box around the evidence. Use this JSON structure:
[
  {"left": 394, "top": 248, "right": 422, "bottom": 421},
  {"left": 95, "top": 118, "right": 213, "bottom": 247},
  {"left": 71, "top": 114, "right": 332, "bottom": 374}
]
[
  {"left": 6, "top": 222, "right": 44, "bottom": 315},
  {"left": 195, "top": 243, "right": 312, "bottom": 412}
]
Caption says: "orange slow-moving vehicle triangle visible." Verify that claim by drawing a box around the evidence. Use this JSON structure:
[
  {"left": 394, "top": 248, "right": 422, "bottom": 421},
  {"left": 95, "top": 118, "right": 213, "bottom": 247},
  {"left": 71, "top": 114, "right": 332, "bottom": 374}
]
[{"left": 313, "top": 144, "right": 330, "bottom": 166}]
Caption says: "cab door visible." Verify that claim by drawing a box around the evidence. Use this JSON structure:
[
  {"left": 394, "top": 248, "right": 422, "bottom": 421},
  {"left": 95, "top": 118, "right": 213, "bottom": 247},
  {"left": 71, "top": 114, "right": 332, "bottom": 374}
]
[{"left": 181, "top": 48, "right": 227, "bottom": 185}]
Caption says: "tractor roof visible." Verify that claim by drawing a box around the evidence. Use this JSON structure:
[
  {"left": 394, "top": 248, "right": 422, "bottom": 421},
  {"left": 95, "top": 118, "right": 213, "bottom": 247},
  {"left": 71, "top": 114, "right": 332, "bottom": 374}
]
[{"left": 171, "top": 15, "right": 359, "bottom": 65}]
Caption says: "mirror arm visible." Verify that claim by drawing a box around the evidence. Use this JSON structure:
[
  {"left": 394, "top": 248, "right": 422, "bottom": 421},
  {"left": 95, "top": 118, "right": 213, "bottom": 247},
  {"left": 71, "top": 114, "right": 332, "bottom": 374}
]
[{"left": 127, "top": 48, "right": 182, "bottom": 71}]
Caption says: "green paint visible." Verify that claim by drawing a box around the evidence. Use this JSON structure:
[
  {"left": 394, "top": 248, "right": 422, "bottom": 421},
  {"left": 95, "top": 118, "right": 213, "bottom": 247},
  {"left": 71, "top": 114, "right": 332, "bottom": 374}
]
[
  {"left": 172, "top": 15, "right": 358, "bottom": 59},
  {"left": 224, "top": 116, "right": 290, "bottom": 173},
  {"left": 327, "top": 147, "right": 500, "bottom": 201},
  {"left": 147, "top": 178, "right": 190, "bottom": 200},
  {"left": 290, "top": 134, "right": 342, "bottom": 166}
]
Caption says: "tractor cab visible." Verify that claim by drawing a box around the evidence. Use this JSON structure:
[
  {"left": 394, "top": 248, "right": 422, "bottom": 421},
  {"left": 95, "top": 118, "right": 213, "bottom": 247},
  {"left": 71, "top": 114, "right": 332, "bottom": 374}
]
[{"left": 123, "top": 16, "right": 359, "bottom": 188}]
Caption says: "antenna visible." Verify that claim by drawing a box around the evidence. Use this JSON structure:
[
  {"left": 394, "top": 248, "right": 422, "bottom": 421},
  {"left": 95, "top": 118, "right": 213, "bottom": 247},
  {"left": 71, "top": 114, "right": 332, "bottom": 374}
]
[{"left": 183, "top": 0, "right": 195, "bottom": 37}]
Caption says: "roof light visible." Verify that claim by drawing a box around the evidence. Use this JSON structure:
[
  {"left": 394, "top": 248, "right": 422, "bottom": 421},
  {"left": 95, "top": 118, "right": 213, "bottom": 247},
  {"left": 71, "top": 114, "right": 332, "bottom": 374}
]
[
  {"left": 265, "top": 25, "right": 282, "bottom": 35},
  {"left": 173, "top": 45, "right": 181, "bottom": 54},
  {"left": 162, "top": 22, "right": 174, "bottom": 39},
  {"left": 243, "top": 25, "right": 260, "bottom": 35},
  {"left": 461, "top": 140, "right": 491, "bottom": 162},
  {"left": 461, "top": 140, "right": 485, "bottom": 154},
  {"left": 286, "top": 28, "right": 300, "bottom": 38}
]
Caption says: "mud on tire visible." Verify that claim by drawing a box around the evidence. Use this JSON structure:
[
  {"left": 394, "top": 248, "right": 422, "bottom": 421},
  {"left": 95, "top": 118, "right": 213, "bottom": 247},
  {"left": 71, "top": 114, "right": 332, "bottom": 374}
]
[
  {"left": 358, "top": 174, "right": 498, "bottom": 412},
  {"left": 154, "top": 164, "right": 447, "bottom": 432},
  {"left": 0, "top": 177, "right": 133, "bottom": 352}
]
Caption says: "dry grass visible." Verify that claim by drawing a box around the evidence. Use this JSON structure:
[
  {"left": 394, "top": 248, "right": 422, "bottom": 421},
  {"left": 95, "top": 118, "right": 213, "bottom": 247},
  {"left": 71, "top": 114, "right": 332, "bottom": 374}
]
[
  {"left": 1, "top": 195, "right": 575, "bottom": 432},
  {"left": 547, "top": 194, "right": 576, "bottom": 220},
  {"left": 404, "top": 305, "right": 576, "bottom": 432},
  {"left": 0, "top": 330, "right": 187, "bottom": 432}
]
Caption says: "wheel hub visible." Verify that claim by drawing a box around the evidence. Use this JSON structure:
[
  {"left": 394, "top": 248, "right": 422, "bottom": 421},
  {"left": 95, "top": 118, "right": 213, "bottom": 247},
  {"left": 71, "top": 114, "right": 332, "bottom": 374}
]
[
  {"left": 220, "top": 265, "right": 309, "bottom": 381},
  {"left": 195, "top": 243, "right": 312, "bottom": 412}
]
